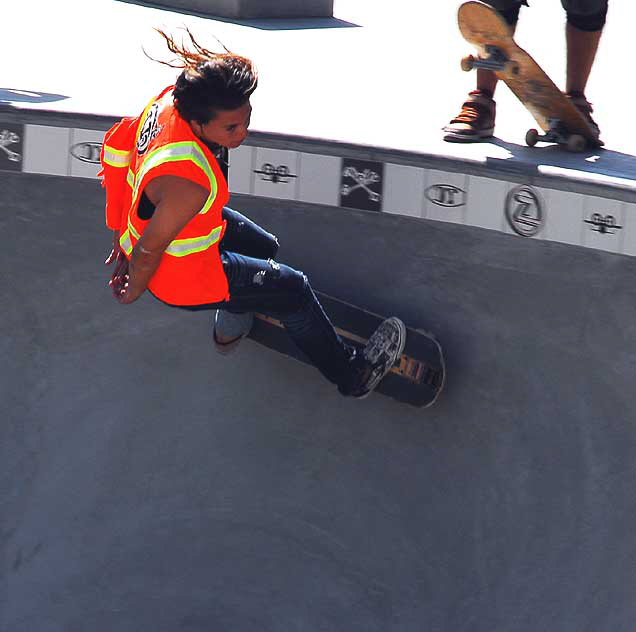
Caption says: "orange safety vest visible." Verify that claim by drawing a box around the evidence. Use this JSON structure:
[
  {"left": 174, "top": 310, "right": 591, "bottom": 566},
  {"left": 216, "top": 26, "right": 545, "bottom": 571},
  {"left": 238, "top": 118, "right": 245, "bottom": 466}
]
[{"left": 99, "top": 85, "right": 230, "bottom": 306}]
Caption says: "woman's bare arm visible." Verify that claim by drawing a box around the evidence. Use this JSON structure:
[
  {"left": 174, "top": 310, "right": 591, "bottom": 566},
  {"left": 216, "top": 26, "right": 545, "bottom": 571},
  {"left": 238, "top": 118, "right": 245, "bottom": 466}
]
[{"left": 115, "top": 175, "right": 209, "bottom": 304}]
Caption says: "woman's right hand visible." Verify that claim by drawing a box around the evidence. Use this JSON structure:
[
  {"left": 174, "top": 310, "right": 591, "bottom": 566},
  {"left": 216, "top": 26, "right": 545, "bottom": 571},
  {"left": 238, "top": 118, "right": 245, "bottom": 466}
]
[{"left": 105, "top": 231, "right": 130, "bottom": 300}]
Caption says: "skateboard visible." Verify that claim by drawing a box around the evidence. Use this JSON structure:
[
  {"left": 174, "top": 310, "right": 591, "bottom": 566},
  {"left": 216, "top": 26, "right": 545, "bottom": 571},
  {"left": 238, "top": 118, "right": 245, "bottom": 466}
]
[
  {"left": 458, "top": 0, "right": 602, "bottom": 151},
  {"left": 248, "top": 292, "right": 445, "bottom": 408}
]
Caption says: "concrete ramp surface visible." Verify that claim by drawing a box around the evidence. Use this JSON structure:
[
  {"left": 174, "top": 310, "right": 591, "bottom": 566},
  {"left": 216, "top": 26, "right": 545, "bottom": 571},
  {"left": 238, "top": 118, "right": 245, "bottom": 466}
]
[{"left": 2, "top": 173, "right": 636, "bottom": 631}]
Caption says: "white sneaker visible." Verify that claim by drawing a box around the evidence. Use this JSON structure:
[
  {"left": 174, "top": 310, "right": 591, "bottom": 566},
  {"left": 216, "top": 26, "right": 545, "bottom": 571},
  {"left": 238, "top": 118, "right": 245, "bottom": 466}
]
[
  {"left": 345, "top": 317, "right": 406, "bottom": 398},
  {"left": 213, "top": 310, "right": 254, "bottom": 355}
]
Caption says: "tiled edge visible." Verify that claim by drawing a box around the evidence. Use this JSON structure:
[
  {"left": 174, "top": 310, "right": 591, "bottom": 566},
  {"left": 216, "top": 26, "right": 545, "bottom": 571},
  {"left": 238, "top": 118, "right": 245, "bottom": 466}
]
[
  {"left": 4, "top": 118, "right": 636, "bottom": 259},
  {"left": 0, "top": 120, "right": 25, "bottom": 173},
  {"left": 501, "top": 182, "right": 547, "bottom": 240},
  {"left": 541, "top": 187, "right": 585, "bottom": 246},
  {"left": 298, "top": 153, "right": 340, "bottom": 207},
  {"left": 622, "top": 202, "right": 636, "bottom": 256},
  {"left": 24, "top": 125, "right": 71, "bottom": 176},
  {"left": 69, "top": 128, "right": 105, "bottom": 178},
  {"left": 581, "top": 196, "right": 626, "bottom": 254},
  {"left": 252, "top": 147, "right": 299, "bottom": 201},
  {"left": 424, "top": 170, "right": 468, "bottom": 225},
  {"left": 382, "top": 163, "right": 426, "bottom": 218},
  {"left": 228, "top": 145, "right": 254, "bottom": 194}
]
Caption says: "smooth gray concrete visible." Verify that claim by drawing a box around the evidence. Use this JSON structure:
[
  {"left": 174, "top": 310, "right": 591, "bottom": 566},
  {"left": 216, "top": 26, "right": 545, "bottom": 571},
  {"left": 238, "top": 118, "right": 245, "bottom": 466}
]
[
  {"left": 2, "top": 173, "right": 636, "bottom": 632},
  {"left": 139, "top": 0, "right": 333, "bottom": 19}
]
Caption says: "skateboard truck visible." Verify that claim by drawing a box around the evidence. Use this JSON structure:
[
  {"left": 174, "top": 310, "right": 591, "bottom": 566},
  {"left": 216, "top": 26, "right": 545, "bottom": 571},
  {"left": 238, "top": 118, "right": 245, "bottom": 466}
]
[
  {"left": 525, "top": 119, "right": 586, "bottom": 152},
  {"left": 461, "top": 47, "right": 520, "bottom": 77}
]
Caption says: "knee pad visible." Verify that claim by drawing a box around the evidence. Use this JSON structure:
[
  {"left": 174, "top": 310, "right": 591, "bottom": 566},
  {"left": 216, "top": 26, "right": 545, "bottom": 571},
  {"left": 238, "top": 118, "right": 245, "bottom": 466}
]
[{"left": 567, "top": 5, "right": 607, "bottom": 31}]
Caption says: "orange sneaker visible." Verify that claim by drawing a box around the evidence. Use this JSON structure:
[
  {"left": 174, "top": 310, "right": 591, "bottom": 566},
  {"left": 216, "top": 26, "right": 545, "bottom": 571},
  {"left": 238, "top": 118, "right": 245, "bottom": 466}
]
[{"left": 443, "top": 90, "right": 496, "bottom": 142}]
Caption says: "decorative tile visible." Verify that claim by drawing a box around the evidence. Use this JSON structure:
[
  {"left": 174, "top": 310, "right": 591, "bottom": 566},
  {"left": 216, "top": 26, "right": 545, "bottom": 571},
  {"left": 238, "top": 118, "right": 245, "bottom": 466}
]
[
  {"left": 0, "top": 121, "right": 25, "bottom": 172},
  {"left": 339, "top": 158, "right": 384, "bottom": 212},
  {"left": 462, "top": 175, "right": 505, "bottom": 231},
  {"left": 298, "top": 153, "right": 340, "bottom": 207},
  {"left": 424, "top": 170, "right": 468, "bottom": 224},
  {"left": 541, "top": 188, "right": 585, "bottom": 246},
  {"left": 69, "top": 129, "right": 104, "bottom": 178},
  {"left": 382, "top": 163, "right": 426, "bottom": 217},
  {"left": 228, "top": 144, "right": 254, "bottom": 194},
  {"left": 621, "top": 202, "right": 636, "bottom": 256},
  {"left": 23, "top": 124, "right": 69, "bottom": 176},
  {"left": 252, "top": 148, "right": 299, "bottom": 200},
  {"left": 582, "top": 196, "right": 625, "bottom": 254},
  {"left": 501, "top": 183, "right": 546, "bottom": 238}
]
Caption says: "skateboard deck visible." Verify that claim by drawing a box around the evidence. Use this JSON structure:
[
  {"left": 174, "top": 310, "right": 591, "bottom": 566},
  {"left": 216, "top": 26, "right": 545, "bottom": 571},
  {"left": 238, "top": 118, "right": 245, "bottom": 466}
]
[
  {"left": 248, "top": 292, "right": 445, "bottom": 408},
  {"left": 458, "top": 0, "right": 602, "bottom": 151}
]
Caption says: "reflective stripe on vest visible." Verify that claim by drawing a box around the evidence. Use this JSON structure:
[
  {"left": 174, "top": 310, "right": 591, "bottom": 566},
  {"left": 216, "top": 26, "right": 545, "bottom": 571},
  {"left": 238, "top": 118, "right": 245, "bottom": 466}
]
[
  {"left": 119, "top": 217, "right": 223, "bottom": 258},
  {"left": 119, "top": 228, "right": 133, "bottom": 256},
  {"left": 103, "top": 145, "right": 132, "bottom": 168},
  {"left": 131, "top": 141, "right": 219, "bottom": 215}
]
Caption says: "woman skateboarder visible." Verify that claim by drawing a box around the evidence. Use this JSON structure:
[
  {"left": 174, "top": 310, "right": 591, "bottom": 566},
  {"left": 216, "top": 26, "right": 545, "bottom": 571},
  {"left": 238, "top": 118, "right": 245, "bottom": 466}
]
[{"left": 101, "top": 29, "right": 404, "bottom": 399}]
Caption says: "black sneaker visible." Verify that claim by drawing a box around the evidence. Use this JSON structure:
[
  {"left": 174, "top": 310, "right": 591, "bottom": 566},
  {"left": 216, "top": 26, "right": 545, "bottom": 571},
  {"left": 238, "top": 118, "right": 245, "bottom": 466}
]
[{"left": 341, "top": 317, "right": 407, "bottom": 399}]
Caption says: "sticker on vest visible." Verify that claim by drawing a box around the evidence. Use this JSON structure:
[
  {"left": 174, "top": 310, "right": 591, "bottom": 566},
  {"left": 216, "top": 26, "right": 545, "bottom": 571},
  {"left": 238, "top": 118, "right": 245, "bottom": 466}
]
[{"left": 137, "top": 103, "right": 161, "bottom": 155}]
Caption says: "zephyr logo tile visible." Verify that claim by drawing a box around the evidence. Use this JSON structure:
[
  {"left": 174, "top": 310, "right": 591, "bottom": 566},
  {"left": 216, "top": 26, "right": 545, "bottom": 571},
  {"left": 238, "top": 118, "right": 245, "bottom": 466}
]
[
  {"left": 0, "top": 123, "right": 24, "bottom": 172},
  {"left": 584, "top": 213, "right": 623, "bottom": 235},
  {"left": 254, "top": 163, "right": 297, "bottom": 184},
  {"left": 505, "top": 185, "right": 544, "bottom": 237},
  {"left": 70, "top": 142, "right": 102, "bottom": 164},
  {"left": 425, "top": 184, "right": 466, "bottom": 207}
]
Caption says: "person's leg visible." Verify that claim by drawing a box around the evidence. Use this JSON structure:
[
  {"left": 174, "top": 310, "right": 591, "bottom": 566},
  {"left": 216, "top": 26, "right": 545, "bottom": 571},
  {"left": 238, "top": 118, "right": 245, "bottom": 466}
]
[
  {"left": 561, "top": 0, "right": 608, "bottom": 137},
  {"left": 220, "top": 207, "right": 279, "bottom": 260},
  {"left": 219, "top": 252, "right": 355, "bottom": 387},
  {"left": 565, "top": 26, "right": 603, "bottom": 95},
  {"left": 218, "top": 252, "right": 405, "bottom": 397},
  {"left": 444, "top": 0, "right": 524, "bottom": 142},
  {"left": 214, "top": 207, "right": 280, "bottom": 347}
]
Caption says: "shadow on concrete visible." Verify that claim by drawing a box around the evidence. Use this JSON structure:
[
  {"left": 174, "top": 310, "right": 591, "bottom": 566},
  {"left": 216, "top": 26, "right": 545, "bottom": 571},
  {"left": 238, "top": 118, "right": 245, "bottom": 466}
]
[
  {"left": 0, "top": 88, "right": 70, "bottom": 105},
  {"left": 481, "top": 137, "right": 636, "bottom": 183},
  {"left": 114, "top": 0, "right": 360, "bottom": 29}
]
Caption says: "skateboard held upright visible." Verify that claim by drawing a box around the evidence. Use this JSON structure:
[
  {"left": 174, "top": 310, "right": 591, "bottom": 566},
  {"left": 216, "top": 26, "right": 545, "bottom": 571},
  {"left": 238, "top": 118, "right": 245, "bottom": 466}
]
[{"left": 458, "top": 0, "right": 602, "bottom": 151}]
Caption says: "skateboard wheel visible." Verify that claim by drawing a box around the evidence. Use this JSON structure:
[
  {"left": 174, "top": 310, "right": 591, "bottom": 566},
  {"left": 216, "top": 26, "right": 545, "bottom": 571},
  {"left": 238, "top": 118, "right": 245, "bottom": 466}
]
[
  {"left": 566, "top": 134, "right": 586, "bottom": 153},
  {"left": 461, "top": 55, "right": 475, "bottom": 72},
  {"left": 525, "top": 128, "right": 539, "bottom": 147}
]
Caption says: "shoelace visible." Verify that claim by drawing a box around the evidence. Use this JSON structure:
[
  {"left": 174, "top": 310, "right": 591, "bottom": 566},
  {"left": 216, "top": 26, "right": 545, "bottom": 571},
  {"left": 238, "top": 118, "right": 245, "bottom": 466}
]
[{"left": 451, "top": 103, "right": 483, "bottom": 124}]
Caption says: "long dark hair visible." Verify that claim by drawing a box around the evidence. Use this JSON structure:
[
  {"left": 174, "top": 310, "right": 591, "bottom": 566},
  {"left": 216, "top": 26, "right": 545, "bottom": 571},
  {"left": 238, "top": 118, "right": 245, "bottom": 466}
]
[{"left": 150, "top": 28, "right": 258, "bottom": 124}]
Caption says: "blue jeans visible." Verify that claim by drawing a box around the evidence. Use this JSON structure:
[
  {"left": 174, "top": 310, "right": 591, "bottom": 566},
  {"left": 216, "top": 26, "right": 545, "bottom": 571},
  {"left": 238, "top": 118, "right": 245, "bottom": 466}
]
[{"left": 181, "top": 207, "right": 357, "bottom": 392}]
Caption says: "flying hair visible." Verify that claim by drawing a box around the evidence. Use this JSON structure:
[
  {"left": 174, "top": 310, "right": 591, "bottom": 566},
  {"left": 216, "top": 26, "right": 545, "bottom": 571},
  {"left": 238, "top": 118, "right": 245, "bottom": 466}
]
[{"left": 144, "top": 27, "right": 258, "bottom": 123}]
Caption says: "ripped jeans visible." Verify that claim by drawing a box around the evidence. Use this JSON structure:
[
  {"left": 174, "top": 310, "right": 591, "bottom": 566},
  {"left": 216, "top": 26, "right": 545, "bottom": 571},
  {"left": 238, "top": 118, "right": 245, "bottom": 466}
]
[{"left": 185, "top": 207, "right": 357, "bottom": 391}]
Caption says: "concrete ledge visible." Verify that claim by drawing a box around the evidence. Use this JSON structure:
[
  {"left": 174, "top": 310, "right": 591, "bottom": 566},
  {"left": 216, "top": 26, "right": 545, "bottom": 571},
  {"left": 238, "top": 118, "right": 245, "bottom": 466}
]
[
  {"left": 145, "top": 0, "right": 333, "bottom": 18},
  {"left": 3, "top": 107, "right": 635, "bottom": 258}
]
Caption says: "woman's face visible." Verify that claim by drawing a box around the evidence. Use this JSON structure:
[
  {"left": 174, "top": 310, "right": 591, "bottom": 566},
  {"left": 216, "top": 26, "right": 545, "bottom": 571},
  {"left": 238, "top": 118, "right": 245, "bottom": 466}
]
[{"left": 193, "top": 101, "right": 252, "bottom": 149}]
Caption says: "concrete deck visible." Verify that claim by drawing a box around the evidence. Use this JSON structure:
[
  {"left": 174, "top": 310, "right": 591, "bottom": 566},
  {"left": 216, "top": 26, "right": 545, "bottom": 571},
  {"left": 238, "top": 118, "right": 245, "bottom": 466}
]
[{"left": 2, "top": 0, "right": 635, "bottom": 186}]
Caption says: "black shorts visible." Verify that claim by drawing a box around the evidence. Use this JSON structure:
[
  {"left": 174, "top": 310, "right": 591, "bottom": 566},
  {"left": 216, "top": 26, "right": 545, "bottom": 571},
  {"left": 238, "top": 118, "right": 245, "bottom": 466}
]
[{"left": 486, "top": 0, "right": 608, "bottom": 30}]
